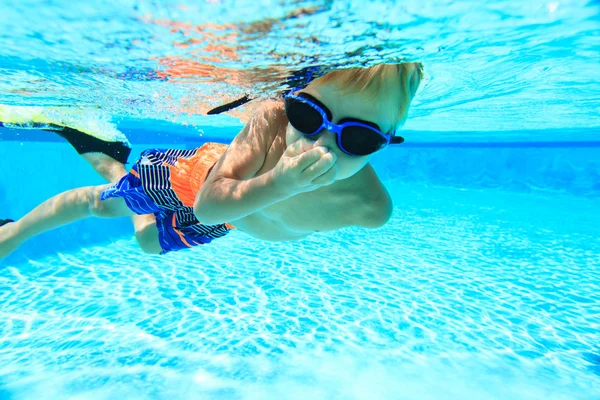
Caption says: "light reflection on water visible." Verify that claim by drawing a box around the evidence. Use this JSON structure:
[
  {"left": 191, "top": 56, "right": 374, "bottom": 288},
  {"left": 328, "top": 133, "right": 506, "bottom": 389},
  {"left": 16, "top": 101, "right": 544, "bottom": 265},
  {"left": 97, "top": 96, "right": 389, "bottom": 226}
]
[{"left": 0, "top": 0, "right": 598, "bottom": 131}]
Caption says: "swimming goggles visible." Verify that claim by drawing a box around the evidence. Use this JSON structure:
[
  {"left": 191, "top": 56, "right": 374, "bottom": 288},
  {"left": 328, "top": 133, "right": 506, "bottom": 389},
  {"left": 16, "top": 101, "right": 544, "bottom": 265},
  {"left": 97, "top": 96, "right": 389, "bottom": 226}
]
[{"left": 283, "top": 92, "right": 404, "bottom": 157}]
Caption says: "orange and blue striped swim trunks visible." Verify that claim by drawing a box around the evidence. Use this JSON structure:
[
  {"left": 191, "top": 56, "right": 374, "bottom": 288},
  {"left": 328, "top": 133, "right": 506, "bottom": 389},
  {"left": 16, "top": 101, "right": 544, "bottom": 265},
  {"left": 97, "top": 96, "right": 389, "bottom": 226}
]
[{"left": 100, "top": 142, "right": 235, "bottom": 254}]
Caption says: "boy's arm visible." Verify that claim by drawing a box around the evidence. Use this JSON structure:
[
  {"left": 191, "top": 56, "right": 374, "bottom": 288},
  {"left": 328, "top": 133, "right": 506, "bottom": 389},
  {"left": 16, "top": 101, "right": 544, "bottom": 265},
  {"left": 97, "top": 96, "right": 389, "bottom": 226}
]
[
  {"left": 194, "top": 101, "right": 338, "bottom": 225},
  {"left": 193, "top": 102, "right": 284, "bottom": 225}
]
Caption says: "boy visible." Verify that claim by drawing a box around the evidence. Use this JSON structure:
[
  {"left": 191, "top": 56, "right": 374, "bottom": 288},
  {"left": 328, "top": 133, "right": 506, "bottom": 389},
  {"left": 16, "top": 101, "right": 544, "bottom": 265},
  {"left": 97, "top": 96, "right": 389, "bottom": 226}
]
[{"left": 0, "top": 63, "right": 423, "bottom": 258}]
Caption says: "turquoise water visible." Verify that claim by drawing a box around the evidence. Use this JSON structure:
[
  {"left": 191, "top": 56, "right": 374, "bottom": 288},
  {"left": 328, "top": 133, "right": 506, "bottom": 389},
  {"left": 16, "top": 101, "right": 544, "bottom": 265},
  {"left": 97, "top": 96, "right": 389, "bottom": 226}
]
[
  {"left": 1, "top": 181, "right": 599, "bottom": 399},
  {"left": 1, "top": 0, "right": 600, "bottom": 399}
]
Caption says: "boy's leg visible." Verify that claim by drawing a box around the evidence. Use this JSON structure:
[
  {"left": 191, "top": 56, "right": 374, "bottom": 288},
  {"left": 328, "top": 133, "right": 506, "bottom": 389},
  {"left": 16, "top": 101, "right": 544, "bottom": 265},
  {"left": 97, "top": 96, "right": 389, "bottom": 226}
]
[
  {"left": 1, "top": 108, "right": 162, "bottom": 255},
  {"left": 82, "top": 152, "right": 129, "bottom": 183},
  {"left": 81, "top": 152, "right": 161, "bottom": 254},
  {"left": 133, "top": 215, "right": 162, "bottom": 254},
  {"left": 0, "top": 184, "right": 132, "bottom": 258}
]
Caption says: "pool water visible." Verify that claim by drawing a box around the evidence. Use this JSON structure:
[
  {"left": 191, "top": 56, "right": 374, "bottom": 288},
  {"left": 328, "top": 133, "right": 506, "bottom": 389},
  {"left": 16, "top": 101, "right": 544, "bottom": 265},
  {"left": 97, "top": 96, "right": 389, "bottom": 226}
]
[
  {"left": 1, "top": 181, "right": 599, "bottom": 400},
  {"left": 1, "top": 0, "right": 600, "bottom": 399}
]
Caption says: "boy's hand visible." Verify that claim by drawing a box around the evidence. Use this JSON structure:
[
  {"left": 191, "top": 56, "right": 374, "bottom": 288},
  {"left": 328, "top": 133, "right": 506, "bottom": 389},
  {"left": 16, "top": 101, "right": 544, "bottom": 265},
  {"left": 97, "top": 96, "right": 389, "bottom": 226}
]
[{"left": 272, "top": 140, "right": 339, "bottom": 197}]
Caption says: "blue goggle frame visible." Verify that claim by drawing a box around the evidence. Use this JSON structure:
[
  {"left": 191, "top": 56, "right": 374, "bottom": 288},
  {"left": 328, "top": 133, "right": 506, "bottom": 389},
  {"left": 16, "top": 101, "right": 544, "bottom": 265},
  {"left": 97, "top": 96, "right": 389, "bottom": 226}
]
[{"left": 283, "top": 92, "right": 404, "bottom": 156}]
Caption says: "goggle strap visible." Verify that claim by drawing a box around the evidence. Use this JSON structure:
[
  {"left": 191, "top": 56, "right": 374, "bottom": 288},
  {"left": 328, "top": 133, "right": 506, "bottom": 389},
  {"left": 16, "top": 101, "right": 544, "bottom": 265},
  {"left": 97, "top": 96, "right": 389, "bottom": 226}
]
[
  {"left": 207, "top": 95, "right": 253, "bottom": 115},
  {"left": 390, "top": 136, "right": 405, "bottom": 144}
]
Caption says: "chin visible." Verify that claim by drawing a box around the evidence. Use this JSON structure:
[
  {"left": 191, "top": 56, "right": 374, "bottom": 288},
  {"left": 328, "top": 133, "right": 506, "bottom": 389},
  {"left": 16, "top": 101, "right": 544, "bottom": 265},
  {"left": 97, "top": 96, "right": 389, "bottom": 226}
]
[
  {"left": 337, "top": 157, "right": 370, "bottom": 180},
  {"left": 337, "top": 165, "right": 363, "bottom": 180}
]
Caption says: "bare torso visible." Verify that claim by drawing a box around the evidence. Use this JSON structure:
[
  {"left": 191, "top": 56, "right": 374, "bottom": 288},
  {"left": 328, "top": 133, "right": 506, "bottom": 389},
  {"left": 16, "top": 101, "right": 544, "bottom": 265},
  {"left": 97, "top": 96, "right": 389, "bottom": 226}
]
[{"left": 228, "top": 104, "right": 389, "bottom": 241}]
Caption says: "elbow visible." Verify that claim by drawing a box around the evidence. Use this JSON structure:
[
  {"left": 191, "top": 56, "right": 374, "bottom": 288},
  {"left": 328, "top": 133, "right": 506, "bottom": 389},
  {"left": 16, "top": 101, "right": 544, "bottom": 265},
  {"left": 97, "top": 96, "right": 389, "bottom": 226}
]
[
  {"left": 193, "top": 200, "right": 207, "bottom": 223},
  {"left": 194, "top": 205, "right": 223, "bottom": 226},
  {"left": 193, "top": 193, "right": 220, "bottom": 225}
]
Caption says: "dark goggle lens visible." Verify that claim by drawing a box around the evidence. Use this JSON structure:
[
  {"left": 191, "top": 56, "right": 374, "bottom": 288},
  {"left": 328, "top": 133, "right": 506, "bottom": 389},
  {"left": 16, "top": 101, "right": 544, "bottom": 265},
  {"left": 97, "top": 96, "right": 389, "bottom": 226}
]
[
  {"left": 285, "top": 98, "right": 323, "bottom": 135},
  {"left": 340, "top": 126, "right": 388, "bottom": 156}
]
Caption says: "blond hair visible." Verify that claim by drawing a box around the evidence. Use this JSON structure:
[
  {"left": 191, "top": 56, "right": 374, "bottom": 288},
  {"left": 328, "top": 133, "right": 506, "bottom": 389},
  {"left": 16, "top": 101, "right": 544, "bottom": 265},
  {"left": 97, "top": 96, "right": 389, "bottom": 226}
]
[{"left": 310, "top": 63, "right": 423, "bottom": 128}]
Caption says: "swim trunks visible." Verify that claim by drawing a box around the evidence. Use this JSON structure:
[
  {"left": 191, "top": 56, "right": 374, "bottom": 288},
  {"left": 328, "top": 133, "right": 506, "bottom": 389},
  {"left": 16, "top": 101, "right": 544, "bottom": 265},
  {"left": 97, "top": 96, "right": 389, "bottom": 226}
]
[{"left": 100, "top": 142, "right": 235, "bottom": 254}]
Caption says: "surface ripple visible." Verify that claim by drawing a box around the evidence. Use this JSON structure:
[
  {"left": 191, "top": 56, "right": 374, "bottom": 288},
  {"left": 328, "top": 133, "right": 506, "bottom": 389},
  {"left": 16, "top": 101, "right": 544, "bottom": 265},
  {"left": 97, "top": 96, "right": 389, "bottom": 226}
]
[{"left": 0, "top": 0, "right": 599, "bottom": 131}]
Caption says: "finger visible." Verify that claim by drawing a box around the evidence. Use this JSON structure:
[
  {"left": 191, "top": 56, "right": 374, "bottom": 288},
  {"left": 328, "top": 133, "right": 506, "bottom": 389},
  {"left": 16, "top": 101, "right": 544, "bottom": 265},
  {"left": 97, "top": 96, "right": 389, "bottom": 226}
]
[
  {"left": 302, "top": 151, "right": 337, "bottom": 179},
  {"left": 295, "top": 146, "right": 330, "bottom": 170},
  {"left": 312, "top": 162, "right": 339, "bottom": 186},
  {"left": 285, "top": 138, "right": 315, "bottom": 157}
]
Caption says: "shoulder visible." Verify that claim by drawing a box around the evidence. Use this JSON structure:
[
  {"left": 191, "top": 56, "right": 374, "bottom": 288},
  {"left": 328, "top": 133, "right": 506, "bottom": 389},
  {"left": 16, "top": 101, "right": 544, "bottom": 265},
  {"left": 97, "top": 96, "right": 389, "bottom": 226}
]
[
  {"left": 207, "top": 100, "right": 285, "bottom": 181},
  {"left": 246, "top": 99, "right": 287, "bottom": 145},
  {"left": 249, "top": 99, "right": 286, "bottom": 128},
  {"left": 358, "top": 196, "right": 393, "bottom": 228},
  {"left": 348, "top": 164, "right": 394, "bottom": 229}
]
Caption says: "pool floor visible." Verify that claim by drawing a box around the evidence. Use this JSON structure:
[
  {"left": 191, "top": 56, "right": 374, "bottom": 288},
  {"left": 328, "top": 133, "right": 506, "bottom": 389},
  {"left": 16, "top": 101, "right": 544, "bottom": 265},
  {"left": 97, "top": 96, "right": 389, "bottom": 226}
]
[{"left": 1, "top": 183, "right": 599, "bottom": 400}]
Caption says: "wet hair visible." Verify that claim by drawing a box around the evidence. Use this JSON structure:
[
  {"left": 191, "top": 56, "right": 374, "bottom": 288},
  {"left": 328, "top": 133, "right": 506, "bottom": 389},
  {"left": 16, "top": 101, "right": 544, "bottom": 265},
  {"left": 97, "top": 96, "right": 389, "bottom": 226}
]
[{"left": 309, "top": 63, "right": 423, "bottom": 128}]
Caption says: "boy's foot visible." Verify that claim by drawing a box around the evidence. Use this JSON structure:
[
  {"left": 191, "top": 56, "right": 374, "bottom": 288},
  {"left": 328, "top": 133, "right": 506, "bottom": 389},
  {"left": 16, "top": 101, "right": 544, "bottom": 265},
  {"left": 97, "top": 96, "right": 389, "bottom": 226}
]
[{"left": 0, "top": 104, "right": 132, "bottom": 164}]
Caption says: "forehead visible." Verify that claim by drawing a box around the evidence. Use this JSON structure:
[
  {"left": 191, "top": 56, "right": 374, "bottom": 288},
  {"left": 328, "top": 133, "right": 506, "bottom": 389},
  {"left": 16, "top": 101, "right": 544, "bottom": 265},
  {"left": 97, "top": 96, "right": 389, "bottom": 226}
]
[{"left": 303, "top": 81, "right": 398, "bottom": 133}]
